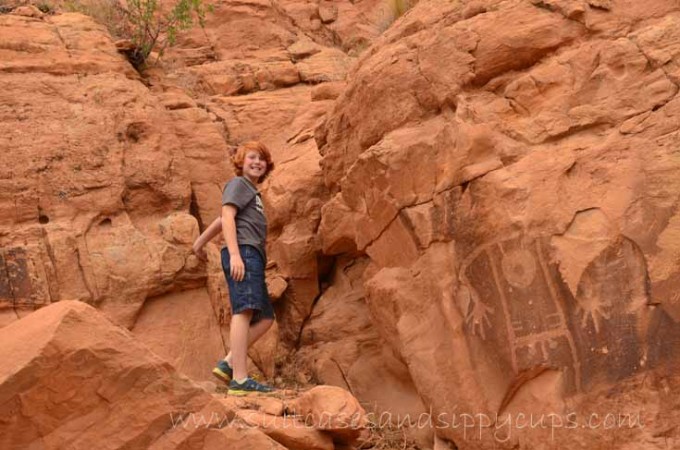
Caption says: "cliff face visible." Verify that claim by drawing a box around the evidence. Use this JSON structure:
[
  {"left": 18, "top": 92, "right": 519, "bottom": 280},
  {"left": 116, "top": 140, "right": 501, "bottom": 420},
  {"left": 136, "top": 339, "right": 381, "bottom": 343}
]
[
  {"left": 0, "top": 8, "right": 237, "bottom": 382},
  {"left": 3, "top": 0, "right": 680, "bottom": 449},
  {"left": 311, "top": 0, "right": 680, "bottom": 448},
  {"left": 0, "top": 4, "right": 377, "bottom": 449},
  {"left": 0, "top": 11, "right": 211, "bottom": 324},
  {"left": 0, "top": 0, "right": 388, "bottom": 378}
]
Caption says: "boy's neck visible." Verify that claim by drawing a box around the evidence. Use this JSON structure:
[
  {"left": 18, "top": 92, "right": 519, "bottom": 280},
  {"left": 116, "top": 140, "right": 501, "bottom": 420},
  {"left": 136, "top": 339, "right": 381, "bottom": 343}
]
[{"left": 243, "top": 175, "right": 259, "bottom": 186}]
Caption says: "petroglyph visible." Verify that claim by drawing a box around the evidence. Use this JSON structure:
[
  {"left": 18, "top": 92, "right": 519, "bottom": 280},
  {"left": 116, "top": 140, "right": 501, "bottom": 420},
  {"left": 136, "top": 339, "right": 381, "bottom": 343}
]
[
  {"left": 458, "top": 233, "right": 581, "bottom": 393},
  {"left": 465, "top": 293, "right": 494, "bottom": 340},
  {"left": 457, "top": 229, "right": 663, "bottom": 401},
  {"left": 500, "top": 246, "right": 537, "bottom": 289},
  {"left": 574, "top": 275, "right": 612, "bottom": 334},
  {"left": 0, "top": 246, "right": 51, "bottom": 311}
]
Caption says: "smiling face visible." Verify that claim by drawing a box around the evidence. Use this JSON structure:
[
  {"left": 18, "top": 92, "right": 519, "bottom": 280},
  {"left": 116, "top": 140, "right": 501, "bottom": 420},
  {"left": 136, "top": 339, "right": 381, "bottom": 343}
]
[
  {"left": 231, "top": 141, "right": 275, "bottom": 183},
  {"left": 242, "top": 150, "right": 268, "bottom": 183}
]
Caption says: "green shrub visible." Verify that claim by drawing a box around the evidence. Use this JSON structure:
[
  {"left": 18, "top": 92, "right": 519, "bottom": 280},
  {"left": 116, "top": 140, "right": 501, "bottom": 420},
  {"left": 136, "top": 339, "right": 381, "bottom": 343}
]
[
  {"left": 123, "top": 0, "right": 212, "bottom": 67},
  {"left": 64, "top": 0, "right": 212, "bottom": 69}
]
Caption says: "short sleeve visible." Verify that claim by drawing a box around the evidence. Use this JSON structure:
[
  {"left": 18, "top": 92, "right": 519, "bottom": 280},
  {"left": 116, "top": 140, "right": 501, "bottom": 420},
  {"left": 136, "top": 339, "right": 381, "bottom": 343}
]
[{"left": 222, "top": 178, "right": 256, "bottom": 210}]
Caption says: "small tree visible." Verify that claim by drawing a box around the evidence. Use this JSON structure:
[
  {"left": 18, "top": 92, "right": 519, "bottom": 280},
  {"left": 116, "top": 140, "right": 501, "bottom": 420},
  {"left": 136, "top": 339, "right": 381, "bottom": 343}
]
[{"left": 122, "top": 0, "right": 212, "bottom": 67}]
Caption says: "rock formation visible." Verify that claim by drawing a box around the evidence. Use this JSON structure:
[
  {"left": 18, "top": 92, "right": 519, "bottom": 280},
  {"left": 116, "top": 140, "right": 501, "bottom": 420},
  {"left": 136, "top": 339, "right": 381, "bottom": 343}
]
[
  {"left": 3, "top": 0, "right": 680, "bottom": 449},
  {"left": 313, "top": 0, "right": 680, "bottom": 448},
  {"left": 0, "top": 301, "right": 368, "bottom": 449}
]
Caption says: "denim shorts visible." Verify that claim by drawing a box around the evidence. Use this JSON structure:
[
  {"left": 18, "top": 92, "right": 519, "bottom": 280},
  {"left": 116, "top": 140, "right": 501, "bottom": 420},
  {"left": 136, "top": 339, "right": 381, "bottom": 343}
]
[{"left": 221, "top": 244, "right": 274, "bottom": 324}]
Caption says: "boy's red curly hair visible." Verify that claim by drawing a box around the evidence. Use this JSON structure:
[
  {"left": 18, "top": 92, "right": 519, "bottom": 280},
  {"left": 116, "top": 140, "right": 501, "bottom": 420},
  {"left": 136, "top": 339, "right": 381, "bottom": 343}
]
[{"left": 231, "top": 141, "right": 275, "bottom": 182}]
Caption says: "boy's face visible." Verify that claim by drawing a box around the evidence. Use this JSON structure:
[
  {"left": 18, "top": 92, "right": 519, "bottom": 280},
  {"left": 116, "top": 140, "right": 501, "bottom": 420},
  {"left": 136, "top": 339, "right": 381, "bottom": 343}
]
[{"left": 243, "top": 150, "right": 267, "bottom": 182}]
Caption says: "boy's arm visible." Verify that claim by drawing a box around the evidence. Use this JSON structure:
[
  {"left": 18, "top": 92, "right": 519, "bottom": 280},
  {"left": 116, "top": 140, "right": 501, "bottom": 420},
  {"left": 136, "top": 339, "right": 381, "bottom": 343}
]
[
  {"left": 192, "top": 216, "right": 222, "bottom": 260},
  {"left": 222, "top": 205, "right": 245, "bottom": 282}
]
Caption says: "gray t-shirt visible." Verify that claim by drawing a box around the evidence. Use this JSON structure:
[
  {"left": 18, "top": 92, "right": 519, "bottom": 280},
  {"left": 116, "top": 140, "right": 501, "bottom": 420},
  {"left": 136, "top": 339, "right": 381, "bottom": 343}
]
[{"left": 221, "top": 177, "right": 267, "bottom": 261}]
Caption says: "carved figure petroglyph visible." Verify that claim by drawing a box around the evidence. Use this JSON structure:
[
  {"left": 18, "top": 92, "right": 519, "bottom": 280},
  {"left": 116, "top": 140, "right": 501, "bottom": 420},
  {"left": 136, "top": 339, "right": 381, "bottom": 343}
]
[
  {"left": 458, "top": 233, "right": 582, "bottom": 392},
  {"left": 457, "top": 230, "right": 659, "bottom": 395}
]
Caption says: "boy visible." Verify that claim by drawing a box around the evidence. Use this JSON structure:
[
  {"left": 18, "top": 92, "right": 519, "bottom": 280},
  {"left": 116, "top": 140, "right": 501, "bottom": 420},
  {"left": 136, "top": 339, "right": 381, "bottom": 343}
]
[{"left": 192, "top": 141, "right": 276, "bottom": 395}]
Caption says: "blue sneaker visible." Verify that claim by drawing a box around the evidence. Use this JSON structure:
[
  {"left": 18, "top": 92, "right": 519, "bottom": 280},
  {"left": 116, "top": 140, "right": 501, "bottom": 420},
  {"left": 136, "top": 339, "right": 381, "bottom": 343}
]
[
  {"left": 212, "top": 360, "right": 233, "bottom": 383},
  {"left": 228, "top": 377, "right": 275, "bottom": 396}
]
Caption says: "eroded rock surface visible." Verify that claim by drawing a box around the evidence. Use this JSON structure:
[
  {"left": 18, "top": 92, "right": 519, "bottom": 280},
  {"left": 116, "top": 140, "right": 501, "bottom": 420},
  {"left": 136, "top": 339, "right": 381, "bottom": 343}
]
[
  {"left": 0, "top": 301, "right": 368, "bottom": 450},
  {"left": 0, "top": 300, "right": 236, "bottom": 449},
  {"left": 314, "top": 0, "right": 680, "bottom": 448},
  {"left": 4, "top": 0, "right": 680, "bottom": 449},
  {"left": 0, "top": 12, "right": 220, "bottom": 330}
]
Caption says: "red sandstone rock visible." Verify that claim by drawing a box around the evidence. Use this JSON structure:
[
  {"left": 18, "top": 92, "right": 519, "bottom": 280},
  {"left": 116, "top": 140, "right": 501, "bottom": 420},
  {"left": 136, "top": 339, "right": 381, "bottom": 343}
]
[
  {"left": 237, "top": 409, "right": 335, "bottom": 450},
  {"left": 266, "top": 275, "right": 288, "bottom": 302},
  {"left": 311, "top": 81, "right": 347, "bottom": 101},
  {"left": 0, "top": 301, "right": 242, "bottom": 449},
  {"left": 314, "top": 1, "right": 680, "bottom": 448},
  {"left": 289, "top": 385, "right": 369, "bottom": 445},
  {"left": 196, "top": 426, "right": 287, "bottom": 450},
  {"left": 296, "top": 256, "right": 432, "bottom": 446},
  {"left": 288, "top": 39, "right": 323, "bottom": 60},
  {"left": 296, "top": 48, "right": 353, "bottom": 83},
  {"left": 6, "top": 0, "right": 680, "bottom": 449},
  {"left": 219, "top": 395, "right": 286, "bottom": 417},
  {"left": 0, "top": 11, "right": 242, "bottom": 393},
  {"left": 318, "top": 3, "right": 338, "bottom": 24},
  {"left": 264, "top": 103, "right": 333, "bottom": 346},
  {"left": 0, "top": 13, "right": 208, "bottom": 329},
  {"left": 12, "top": 5, "right": 44, "bottom": 18},
  {"left": 131, "top": 289, "right": 226, "bottom": 383},
  {"left": 178, "top": 59, "right": 300, "bottom": 96}
]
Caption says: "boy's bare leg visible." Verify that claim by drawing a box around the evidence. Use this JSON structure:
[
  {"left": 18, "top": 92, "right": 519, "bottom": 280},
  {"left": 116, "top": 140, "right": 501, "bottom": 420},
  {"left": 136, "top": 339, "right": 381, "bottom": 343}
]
[
  {"left": 230, "top": 310, "right": 253, "bottom": 381},
  {"left": 224, "top": 318, "right": 273, "bottom": 366}
]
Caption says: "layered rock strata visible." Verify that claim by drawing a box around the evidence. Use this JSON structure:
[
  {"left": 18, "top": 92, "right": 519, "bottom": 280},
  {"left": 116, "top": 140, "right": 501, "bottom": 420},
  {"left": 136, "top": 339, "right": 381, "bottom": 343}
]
[
  {"left": 313, "top": 0, "right": 680, "bottom": 448},
  {"left": 0, "top": 301, "right": 368, "bottom": 450}
]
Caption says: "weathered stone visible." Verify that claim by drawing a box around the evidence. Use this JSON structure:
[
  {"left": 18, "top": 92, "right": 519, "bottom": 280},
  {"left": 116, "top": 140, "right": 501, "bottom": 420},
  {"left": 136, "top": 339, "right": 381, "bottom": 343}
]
[
  {"left": 289, "top": 385, "right": 369, "bottom": 444},
  {"left": 219, "top": 395, "right": 286, "bottom": 417},
  {"left": 0, "top": 301, "right": 239, "bottom": 449},
  {"left": 315, "top": 1, "right": 680, "bottom": 449},
  {"left": 311, "top": 81, "right": 347, "bottom": 101},
  {"left": 236, "top": 409, "right": 334, "bottom": 450},
  {"left": 12, "top": 5, "right": 44, "bottom": 18},
  {"left": 132, "top": 288, "right": 226, "bottom": 383},
  {"left": 318, "top": 3, "right": 338, "bottom": 24},
  {"left": 0, "top": 13, "right": 206, "bottom": 328},
  {"left": 296, "top": 48, "right": 353, "bottom": 83}
]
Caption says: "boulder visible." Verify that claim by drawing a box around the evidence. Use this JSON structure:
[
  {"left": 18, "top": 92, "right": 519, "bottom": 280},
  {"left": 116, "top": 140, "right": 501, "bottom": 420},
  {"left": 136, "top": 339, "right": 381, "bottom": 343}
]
[
  {"left": 236, "top": 410, "right": 334, "bottom": 450},
  {"left": 289, "top": 386, "right": 369, "bottom": 445},
  {"left": 0, "top": 300, "right": 252, "bottom": 449}
]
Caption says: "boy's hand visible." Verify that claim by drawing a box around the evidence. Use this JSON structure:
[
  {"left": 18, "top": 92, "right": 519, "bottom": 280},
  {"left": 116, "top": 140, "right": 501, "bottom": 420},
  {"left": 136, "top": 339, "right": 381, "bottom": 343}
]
[
  {"left": 230, "top": 254, "right": 246, "bottom": 282},
  {"left": 192, "top": 243, "right": 207, "bottom": 262}
]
